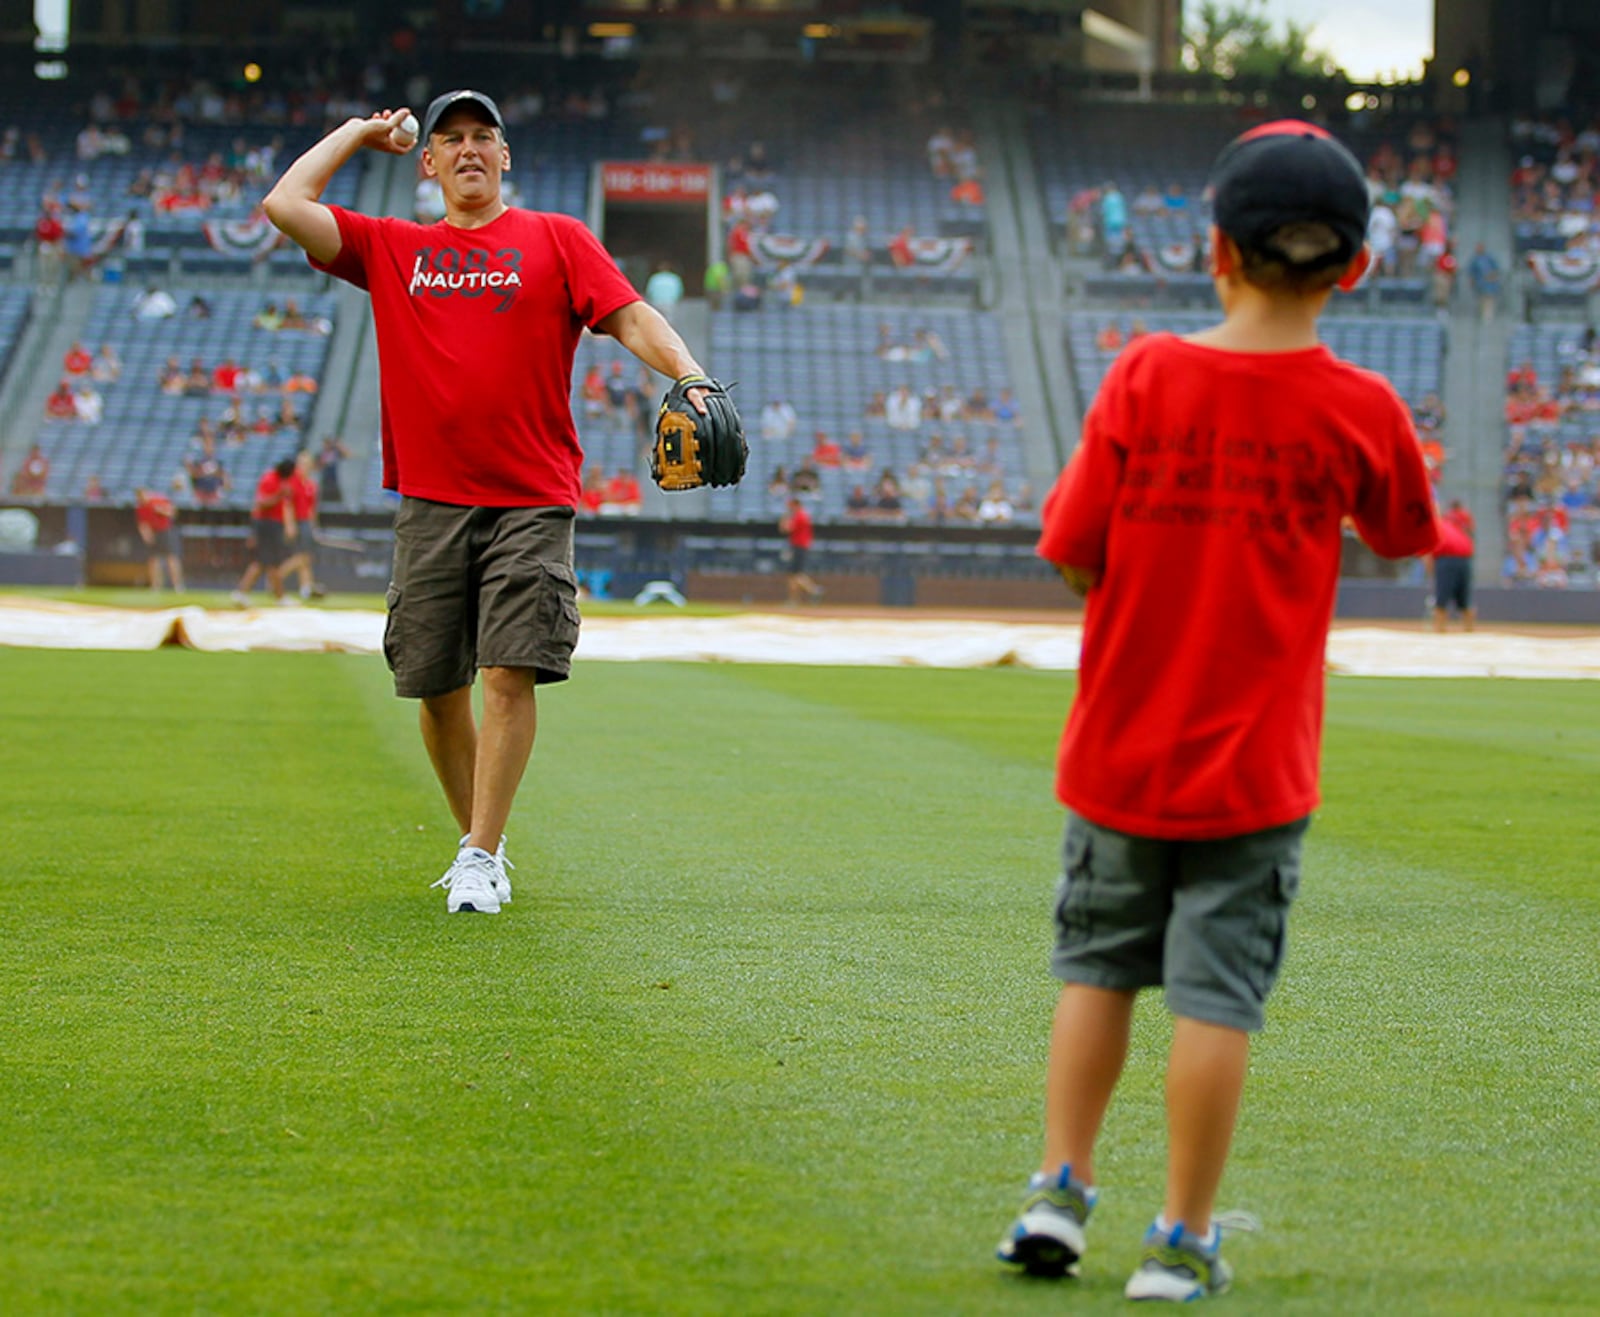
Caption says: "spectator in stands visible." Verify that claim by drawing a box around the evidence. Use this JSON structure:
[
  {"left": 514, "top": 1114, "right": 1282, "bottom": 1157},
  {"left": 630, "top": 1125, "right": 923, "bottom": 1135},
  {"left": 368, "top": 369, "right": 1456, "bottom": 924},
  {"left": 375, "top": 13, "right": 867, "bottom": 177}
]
[
  {"left": 133, "top": 284, "right": 177, "bottom": 320},
  {"left": 184, "top": 359, "right": 210, "bottom": 397},
  {"left": 1132, "top": 184, "right": 1165, "bottom": 217},
  {"left": 703, "top": 258, "right": 730, "bottom": 311},
  {"left": 185, "top": 435, "right": 230, "bottom": 505},
  {"left": 759, "top": 397, "right": 797, "bottom": 443},
  {"left": 44, "top": 379, "right": 76, "bottom": 420},
  {"left": 1367, "top": 199, "right": 1398, "bottom": 277},
  {"left": 766, "top": 466, "right": 790, "bottom": 503},
  {"left": 645, "top": 262, "right": 684, "bottom": 321},
  {"left": 212, "top": 358, "right": 243, "bottom": 393},
  {"left": 580, "top": 362, "right": 608, "bottom": 422},
  {"left": 10, "top": 444, "right": 49, "bottom": 496},
  {"left": 951, "top": 173, "right": 985, "bottom": 208},
  {"left": 316, "top": 434, "right": 352, "bottom": 507},
  {"left": 1096, "top": 322, "right": 1125, "bottom": 353},
  {"left": 846, "top": 217, "right": 873, "bottom": 289},
  {"left": 927, "top": 126, "right": 955, "bottom": 177},
  {"left": 874, "top": 468, "right": 904, "bottom": 515},
  {"left": 769, "top": 261, "right": 802, "bottom": 310},
  {"left": 92, "top": 343, "right": 121, "bottom": 384},
  {"left": 1467, "top": 244, "right": 1501, "bottom": 322},
  {"left": 937, "top": 385, "right": 964, "bottom": 422},
  {"left": 63, "top": 341, "right": 93, "bottom": 376},
  {"left": 280, "top": 299, "right": 311, "bottom": 332},
  {"left": 951, "top": 484, "right": 982, "bottom": 522},
  {"left": 283, "top": 367, "right": 319, "bottom": 394},
  {"left": 810, "top": 431, "right": 842, "bottom": 468},
  {"left": 790, "top": 458, "right": 821, "bottom": 495},
  {"left": 745, "top": 186, "right": 779, "bottom": 229},
  {"left": 886, "top": 384, "right": 922, "bottom": 432},
  {"left": 603, "top": 467, "right": 643, "bottom": 515},
  {"left": 979, "top": 480, "right": 1015, "bottom": 525},
  {"left": 33, "top": 201, "right": 66, "bottom": 285},
  {"left": 965, "top": 388, "right": 995, "bottom": 421},
  {"left": 63, "top": 202, "right": 94, "bottom": 279},
  {"left": 578, "top": 468, "right": 607, "bottom": 516},
  {"left": 134, "top": 487, "right": 184, "bottom": 592},
  {"left": 1163, "top": 182, "right": 1189, "bottom": 212},
  {"left": 727, "top": 217, "right": 755, "bottom": 288},
  {"left": 254, "top": 301, "right": 285, "bottom": 331},
  {"left": 1013, "top": 481, "right": 1036, "bottom": 515},
  {"left": 187, "top": 294, "right": 213, "bottom": 320},
  {"left": 977, "top": 435, "right": 1004, "bottom": 476},
  {"left": 845, "top": 484, "right": 873, "bottom": 517},
  {"left": 277, "top": 396, "right": 303, "bottom": 432},
  {"left": 864, "top": 390, "right": 887, "bottom": 421},
  {"left": 82, "top": 474, "right": 107, "bottom": 502},
  {"left": 889, "top": 226, "right": 916, "bottom": 271},
  {"left": 73, "top": 381, "right": 103, "bottom": 426},
  {"left": 843, "top": 431, "right": 871, "bottom": 471},
  {"left": 1112, "top": 234, "right": 1146, "bottom": 275},
  {"left": 994, "top": 388, "right": 1021, "bottom": 425},
  {"left": 1099, "top": 182, "right": 1128, "bottom": 259}
]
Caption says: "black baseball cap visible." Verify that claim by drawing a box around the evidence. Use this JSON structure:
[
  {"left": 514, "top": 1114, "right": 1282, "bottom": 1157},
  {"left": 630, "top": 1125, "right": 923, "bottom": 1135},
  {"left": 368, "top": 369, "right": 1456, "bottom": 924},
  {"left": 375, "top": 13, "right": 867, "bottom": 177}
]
[
  {"left": 1210, "top": 120, "right": 1369, "bottom": 268},
  {"left": 420, "top": 89, "right": 507, "bottom": 143}
]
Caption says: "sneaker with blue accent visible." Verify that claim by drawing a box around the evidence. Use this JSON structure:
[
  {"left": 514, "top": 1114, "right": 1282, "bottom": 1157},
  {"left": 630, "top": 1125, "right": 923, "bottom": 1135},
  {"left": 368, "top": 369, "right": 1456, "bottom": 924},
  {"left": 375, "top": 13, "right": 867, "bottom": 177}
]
[
  {"left": 1124, "top": 1212, "right": 1258, "bottom": 1302},
  {"left": 431, "top": 846, "right": 502, "bottom": 914},
  {"left": 461, "top": 833, "right": 513, "bottom": 904},
  {"left": 996, "top": 1165, "right": 1097, "bottom": 1278}
]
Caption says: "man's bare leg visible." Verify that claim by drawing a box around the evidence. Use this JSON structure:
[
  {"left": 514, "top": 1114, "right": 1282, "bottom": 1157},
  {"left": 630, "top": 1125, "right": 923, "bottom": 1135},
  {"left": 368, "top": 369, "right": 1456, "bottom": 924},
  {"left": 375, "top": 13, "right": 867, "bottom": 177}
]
[
  {"left": 168, "top": 554, "right": 185, "bottom": 592},
  {"left": 420, "top": 685, "right": 476, "bottom": 835},
  {"left": 467, "top": 666, "right": 537, "bottom": 852}
]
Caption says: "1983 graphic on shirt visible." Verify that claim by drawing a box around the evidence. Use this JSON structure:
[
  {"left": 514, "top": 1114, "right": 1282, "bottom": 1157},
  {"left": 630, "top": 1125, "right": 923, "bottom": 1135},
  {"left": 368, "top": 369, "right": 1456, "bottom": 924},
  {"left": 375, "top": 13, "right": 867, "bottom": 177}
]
[{"left": 408, "top": 246, "right": 523, "bottom": 311}]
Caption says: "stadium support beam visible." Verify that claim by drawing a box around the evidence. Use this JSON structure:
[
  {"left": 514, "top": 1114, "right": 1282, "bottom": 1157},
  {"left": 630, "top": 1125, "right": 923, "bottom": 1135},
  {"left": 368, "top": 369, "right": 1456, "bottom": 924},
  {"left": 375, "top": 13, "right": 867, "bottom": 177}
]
[{"left": 1082, "top": 5, "right": 1155, "bottom": 98}]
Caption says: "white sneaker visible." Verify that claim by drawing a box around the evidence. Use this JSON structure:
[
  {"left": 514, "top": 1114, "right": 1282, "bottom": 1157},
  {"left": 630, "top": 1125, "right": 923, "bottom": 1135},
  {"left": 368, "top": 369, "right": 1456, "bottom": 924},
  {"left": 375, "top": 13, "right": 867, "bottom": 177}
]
[
  {"left": 461, "top": 834, "right": 513, "bottom": 904},
  {"left": 431, "top": 847, "right": 502, "bottom": 914},
  {"left": 230, "top": 590, "right": 249, "bottom": 608}
]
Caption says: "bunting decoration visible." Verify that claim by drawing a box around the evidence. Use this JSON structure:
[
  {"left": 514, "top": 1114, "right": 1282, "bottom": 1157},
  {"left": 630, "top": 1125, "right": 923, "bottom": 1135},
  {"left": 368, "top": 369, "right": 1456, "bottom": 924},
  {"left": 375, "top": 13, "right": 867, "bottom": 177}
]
[
  {"left": 1150, "top": 239, "right": 1198, "bottom": 274},
  {"left": 906, "top": 236, "right": 972, "bottom": 273},
  {"left": 751, "top": 234, "right": 831, "bottom": 270},
  {"left": 1527, "top": 249, "right": 1600, "bottom": 292},
  {"left": 202, "top": 214, "right": 285, "bottom": 263}
]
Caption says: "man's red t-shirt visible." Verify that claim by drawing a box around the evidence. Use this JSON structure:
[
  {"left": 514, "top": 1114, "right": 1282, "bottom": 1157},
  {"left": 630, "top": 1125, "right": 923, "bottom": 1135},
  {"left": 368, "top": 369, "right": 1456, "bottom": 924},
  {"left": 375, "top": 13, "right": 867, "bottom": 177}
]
[
  {"left": 786, "top": 504, "right": 814, "bottom": 550},
  {"left": 1434, "top": 518, "right": 1472, "bottom": 557},
  {"left": 136, "top": 494, "right": 175, "bottom": 533},
  {"left": 313, "top": 207, "right": 639, "bottom": 508},
  {"left": 1037, "top": 334, "right": 1438, "bottom": 840},
  {"left": 290, "top": 471, "right": 318, "bottom": 522},
  {"left": 253, "top": 469, "right": 289, "bottom": 523}
]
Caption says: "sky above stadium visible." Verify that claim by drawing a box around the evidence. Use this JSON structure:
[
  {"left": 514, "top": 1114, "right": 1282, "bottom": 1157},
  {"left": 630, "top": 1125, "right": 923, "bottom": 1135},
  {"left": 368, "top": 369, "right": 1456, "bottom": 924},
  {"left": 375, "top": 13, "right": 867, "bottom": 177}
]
[{"left": 1263, "top": 0, "right": 1434, "bottom": 82}]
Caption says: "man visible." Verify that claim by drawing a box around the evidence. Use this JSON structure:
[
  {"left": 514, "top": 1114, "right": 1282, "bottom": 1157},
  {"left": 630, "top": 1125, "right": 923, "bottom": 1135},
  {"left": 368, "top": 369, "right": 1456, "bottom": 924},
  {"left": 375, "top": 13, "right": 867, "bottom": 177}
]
[
  {"left": 261, "top": 89, "right": 715, "bottom": 914},
  {"left": 779, "top": 495, "right": 823, "bottom": 604},
  {"left": 134, "top": 487, "right": 184, "bottom": 592},
  {"left": 1467, "top": 243, "right": 1501, "bottom": 322},
  {"left": 643, "top": 261, "right": 684, "bottom": 321},
  {"left": 283, "top": 450, "right": 323, "bottom": 600},
  {"left": 231, "top": 458, "right": 297, "bottom": 607}
]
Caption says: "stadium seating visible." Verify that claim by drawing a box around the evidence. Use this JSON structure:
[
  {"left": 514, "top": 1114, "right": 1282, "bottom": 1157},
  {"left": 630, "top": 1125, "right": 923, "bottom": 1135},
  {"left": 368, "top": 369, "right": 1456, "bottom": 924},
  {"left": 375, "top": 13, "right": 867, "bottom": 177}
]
[{"left": 30, "top": 287, "right": 338, "bottom": 502}]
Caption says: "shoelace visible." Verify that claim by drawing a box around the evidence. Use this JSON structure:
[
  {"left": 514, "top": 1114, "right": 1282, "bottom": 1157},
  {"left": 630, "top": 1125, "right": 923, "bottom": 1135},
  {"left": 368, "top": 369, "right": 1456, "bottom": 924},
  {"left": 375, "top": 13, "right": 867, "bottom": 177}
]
[
  {"left": 1213, "top": 1209, "right": 1262, "bottom": 1237},
  {"left": 431, "top": 851, "right": 496, "bottom": 890}
]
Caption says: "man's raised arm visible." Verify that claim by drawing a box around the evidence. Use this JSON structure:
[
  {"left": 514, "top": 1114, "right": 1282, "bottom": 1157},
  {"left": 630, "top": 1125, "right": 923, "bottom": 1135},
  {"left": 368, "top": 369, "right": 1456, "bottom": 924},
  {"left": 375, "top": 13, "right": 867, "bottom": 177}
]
[{"left": 262, "top": 109, "right": 415, "bottom": 266}]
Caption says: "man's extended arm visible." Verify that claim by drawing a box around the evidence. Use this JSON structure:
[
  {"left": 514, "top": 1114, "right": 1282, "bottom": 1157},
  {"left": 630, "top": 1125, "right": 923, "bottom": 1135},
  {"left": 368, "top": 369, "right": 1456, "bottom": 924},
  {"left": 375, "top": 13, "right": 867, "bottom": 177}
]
[
  {"left": 596, "top": 301, "right": 705, "bottom": 388},
  {"left": 262, "top": 110, "right": 414, "bottom": 265}
]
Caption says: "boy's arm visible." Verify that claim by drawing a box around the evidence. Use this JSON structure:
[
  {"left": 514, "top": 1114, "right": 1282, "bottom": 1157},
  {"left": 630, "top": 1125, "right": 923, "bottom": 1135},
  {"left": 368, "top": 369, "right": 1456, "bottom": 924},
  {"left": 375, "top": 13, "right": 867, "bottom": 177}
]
[
  {"left": 262, "top": 111, "right": 412, "bottom": 265},
  {"left": 1036, "top": 405, "right": 1125, "bottom": 593},
  {"left": 1352, "top": 395, "right": 1443, "bottom": 559}
]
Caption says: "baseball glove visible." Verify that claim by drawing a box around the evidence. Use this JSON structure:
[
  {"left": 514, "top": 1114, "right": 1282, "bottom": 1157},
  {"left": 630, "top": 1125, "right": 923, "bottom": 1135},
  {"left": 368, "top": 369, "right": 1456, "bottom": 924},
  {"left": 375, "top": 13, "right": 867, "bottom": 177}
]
[{"left": 650, "top": 374, "right": 747, "bottom": 491}]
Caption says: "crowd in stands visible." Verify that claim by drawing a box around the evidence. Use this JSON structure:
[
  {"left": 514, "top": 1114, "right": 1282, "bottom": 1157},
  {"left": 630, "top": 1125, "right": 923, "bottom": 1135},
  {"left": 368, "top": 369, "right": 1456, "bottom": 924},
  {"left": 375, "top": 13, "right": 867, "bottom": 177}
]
[
  {"left": 1502, "top": 331, "right": 1600, "bottom": 586},
  {"left": 1510, "top": 113, "right": 1600, "bottom": 252}
]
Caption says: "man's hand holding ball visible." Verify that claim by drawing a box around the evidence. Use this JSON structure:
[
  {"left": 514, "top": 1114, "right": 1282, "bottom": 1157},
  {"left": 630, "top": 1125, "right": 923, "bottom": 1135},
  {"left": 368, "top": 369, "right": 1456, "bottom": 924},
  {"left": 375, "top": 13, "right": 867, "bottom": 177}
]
[{"left": 388, "top": 111, "right": 420, "bottom": 151}]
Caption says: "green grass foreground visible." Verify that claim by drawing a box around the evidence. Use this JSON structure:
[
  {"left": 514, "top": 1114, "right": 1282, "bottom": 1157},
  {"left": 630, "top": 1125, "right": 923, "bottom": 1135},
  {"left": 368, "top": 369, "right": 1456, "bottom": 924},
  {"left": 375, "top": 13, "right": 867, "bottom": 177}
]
[{"left": 0, "top": 651, "right": 1595, "bottom": 1314}]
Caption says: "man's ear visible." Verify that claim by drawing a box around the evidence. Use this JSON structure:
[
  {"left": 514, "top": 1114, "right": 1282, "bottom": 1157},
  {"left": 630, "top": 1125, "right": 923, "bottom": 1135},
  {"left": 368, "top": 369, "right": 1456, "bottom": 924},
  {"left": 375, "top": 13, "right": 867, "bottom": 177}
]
[
  {"left": 420, "top": 145, "right": 438, "bottom": 179},
  {"left": 1337, "top": 245, "right": 1373, "bottom": 291}
]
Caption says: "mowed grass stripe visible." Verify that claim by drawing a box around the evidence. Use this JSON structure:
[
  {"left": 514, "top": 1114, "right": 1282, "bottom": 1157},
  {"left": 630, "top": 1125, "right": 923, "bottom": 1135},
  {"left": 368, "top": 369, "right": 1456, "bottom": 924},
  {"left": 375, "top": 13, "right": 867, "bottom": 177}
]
[{"left": 0, "top": 652, "right": 1596, "bottom": 1313}]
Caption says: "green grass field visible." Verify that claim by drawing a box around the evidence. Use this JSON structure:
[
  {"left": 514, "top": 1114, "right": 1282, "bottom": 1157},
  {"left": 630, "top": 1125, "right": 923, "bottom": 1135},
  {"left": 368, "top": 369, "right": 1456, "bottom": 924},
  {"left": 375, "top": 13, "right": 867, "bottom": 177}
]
[{"left": 1, "top": 646, "right": 1596, "bottom": 1314}]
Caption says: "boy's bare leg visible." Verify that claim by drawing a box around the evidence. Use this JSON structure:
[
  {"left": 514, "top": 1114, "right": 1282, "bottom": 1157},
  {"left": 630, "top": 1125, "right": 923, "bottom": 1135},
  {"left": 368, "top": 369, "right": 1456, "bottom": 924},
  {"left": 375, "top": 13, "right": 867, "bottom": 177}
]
[
  {"left": 1041, "top": 984, "right": 1137, "bottom": 1183},
  {"left": 466, "top": 666, "right": 537, "bottom": 852},
  {"left": 1162, "top": 1016, "right": 1250, "bottom": 1230},
  {"left": 420, "top": 685, "right": 476, "bottom": 835},
  {"left": 169, "top": 555, "right": 185, "bottom": 592}
]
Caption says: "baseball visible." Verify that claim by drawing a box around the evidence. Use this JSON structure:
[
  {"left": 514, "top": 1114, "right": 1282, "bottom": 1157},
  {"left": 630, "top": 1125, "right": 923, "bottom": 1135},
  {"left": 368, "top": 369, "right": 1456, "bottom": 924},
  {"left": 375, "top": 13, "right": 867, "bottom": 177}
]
[{"left": 391, "top": 112, "right": 419, "bottom": 149}]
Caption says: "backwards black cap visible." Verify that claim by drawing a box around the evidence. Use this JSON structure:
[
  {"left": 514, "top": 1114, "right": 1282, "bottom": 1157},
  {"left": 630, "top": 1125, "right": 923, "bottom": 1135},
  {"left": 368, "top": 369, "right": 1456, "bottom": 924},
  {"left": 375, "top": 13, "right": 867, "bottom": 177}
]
[
  {"left": 420, "top": 89, "right": 507, "bottom": 144},
  {"left": 1210, "top": 120, "right": 1369, "bottom": 268}
]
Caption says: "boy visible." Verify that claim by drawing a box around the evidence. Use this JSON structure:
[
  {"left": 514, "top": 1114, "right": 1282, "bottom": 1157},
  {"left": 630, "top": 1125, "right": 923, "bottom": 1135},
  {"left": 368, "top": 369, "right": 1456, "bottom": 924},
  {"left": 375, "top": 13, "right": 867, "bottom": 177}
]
[{"left": 996, "top": 122, "right": 1439, "bottom": 1301}]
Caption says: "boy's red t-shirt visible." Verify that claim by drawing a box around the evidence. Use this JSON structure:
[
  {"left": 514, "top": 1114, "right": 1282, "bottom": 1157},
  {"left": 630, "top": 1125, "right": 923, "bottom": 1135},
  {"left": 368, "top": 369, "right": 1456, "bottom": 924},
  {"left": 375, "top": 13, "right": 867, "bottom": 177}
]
[
  {"left": 312, "top": 207, "right": 639, "bottom": 508},
  {"left": 253, "top": 469, "right": 289, "bottom": 523},
  {"left": 135, "top": 494, "right": 174, "bottom": 532},
  {"left": 1037, "top": 333, "right": 1439, "bottom": 840}
]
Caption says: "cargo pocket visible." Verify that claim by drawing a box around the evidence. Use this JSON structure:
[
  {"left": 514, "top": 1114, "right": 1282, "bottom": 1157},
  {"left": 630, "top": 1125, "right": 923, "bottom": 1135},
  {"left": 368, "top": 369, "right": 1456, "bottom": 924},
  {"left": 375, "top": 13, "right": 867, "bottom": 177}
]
[
  {"left": 1053, "top": 821, "right": 1096, "bottom": 941},
  {"left": 381, "top": 585, "right": 402, "bottom": 674}
]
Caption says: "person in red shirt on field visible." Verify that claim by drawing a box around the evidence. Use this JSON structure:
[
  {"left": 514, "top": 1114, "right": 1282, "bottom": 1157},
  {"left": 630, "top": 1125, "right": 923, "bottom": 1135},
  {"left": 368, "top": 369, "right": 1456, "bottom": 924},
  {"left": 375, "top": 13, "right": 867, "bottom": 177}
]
[
  {"left": 282, "top": 449, "right": 324, "bottom": 600},
  {"left": 230, "top": 458, "right": 297, "bottom": 607},
  {"left": 1429, "top": 510, "right": 1475, "bottom": 631},
  {"left": 779, "top": 494, "right": 823, "bottom": 604},
  {"left": 998, "top": 122, "right": 1439, "bottom": 1302},
  {"left": 262, "top": 87, "right": 727, "bottom": 913},
  {"left": 134, "top": 486, "right": 184, "bottom": 591}
]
